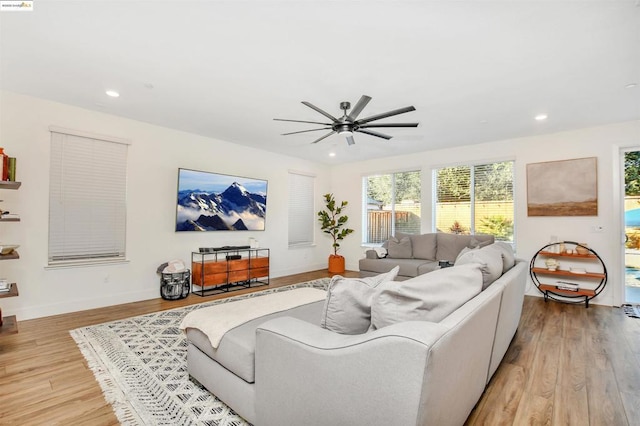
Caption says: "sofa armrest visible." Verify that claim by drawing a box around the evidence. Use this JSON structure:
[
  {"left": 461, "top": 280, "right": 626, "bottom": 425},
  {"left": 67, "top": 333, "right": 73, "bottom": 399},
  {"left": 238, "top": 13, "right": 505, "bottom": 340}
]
[
  {"left": 365, "top": 249, "right": 379, "bottom": 259},
  {"left": 255, "top": 318, "right": 448, "bottom": 426}
]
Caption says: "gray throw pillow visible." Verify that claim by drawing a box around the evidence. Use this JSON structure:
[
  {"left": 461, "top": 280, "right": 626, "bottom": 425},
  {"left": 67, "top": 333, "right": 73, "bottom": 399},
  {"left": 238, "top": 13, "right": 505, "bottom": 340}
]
[
  {"left": 321, "top": 266, "right": 399, "bottom": 334},
  {"left": 469, "top": 237, "right": 493, "bottom": 249},
  {"left": 387, "top": 236, "right": 412, "bottom": 259},
  {"left": 454, "top": 245, "right": 503, "bottom": 289},
  {"left": 411, "top": 233, "right": 437, "bottom": 260},
  {"left": 490, "top": 241, "right": 516, "bottom": 273},
  {"left": 371, "top": 263, "right": 483, "bottom": 328}
]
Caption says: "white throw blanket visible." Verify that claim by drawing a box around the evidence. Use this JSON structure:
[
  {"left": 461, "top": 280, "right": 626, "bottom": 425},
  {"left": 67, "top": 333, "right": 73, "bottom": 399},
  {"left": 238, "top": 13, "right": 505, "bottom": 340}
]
[{"left": 179, "top": 288, "right": 326, "bottom": 349}]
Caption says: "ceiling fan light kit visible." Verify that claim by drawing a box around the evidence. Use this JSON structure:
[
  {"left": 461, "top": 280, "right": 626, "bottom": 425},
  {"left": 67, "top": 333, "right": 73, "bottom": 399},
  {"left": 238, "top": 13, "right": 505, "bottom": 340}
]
[{"left": 275, "top": 95, "right": 418, "bottom": 146}]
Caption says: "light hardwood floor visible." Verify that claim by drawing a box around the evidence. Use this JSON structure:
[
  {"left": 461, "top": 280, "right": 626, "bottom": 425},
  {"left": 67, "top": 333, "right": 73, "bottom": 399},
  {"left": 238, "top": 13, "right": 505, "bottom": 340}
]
[{"left": 1, "top": 270, "right": 639, "bottom": 425}]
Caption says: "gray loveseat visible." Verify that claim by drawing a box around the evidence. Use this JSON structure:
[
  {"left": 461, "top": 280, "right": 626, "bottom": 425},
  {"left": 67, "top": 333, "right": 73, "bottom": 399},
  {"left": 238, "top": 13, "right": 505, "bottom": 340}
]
[
  {"left": 359, "top": 232, "right": 495, "bottom": 280},
  {"left": 182, "top": 242, "right": 526, "bottom": 426}
]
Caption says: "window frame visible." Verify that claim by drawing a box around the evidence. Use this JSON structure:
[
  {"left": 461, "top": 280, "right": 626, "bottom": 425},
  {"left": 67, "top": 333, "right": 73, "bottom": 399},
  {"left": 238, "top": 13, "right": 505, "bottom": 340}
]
[{"left": 362, "top": 168, "right": 422, "bottom": 246}]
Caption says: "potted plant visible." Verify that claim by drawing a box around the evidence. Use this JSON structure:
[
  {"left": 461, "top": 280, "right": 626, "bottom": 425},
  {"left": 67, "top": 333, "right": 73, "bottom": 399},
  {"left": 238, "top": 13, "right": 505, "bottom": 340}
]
[{"left": 317, "top": 193, "right": 354, "bottom": 274}]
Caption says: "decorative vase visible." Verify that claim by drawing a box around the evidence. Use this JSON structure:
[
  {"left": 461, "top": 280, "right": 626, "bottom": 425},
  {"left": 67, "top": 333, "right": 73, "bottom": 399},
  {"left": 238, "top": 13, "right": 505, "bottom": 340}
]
[
  {"left": 575, "top": 243, "right": 589, "bottom": 255},
  {"left": 328, "top": 254, "right": 345, "bottom": 274}
]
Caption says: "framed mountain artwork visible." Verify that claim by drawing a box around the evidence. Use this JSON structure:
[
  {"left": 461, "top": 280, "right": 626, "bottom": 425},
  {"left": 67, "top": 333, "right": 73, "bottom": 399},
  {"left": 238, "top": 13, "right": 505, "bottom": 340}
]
[
  {"left": 175, "top": 168, "right": 268, "bottom": 231},
  {"left": 526, "top": 157, "right": 597, "bottom": 216}
]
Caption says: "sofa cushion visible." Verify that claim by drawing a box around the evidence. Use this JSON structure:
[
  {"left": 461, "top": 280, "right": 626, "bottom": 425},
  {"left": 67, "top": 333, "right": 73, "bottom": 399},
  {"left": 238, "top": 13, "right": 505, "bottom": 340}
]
[
  {"left": 435, "top": 233, "right": 495, "bottom": 263},
  {"left": 321, "top": 266, "right": 399, "bottom": 334},
  {"left": 371, "top": 263, "right": 483, "bottom": 328},
  {"left": 359, "top": 257, "right": 430, "bottom": 277},
  {"left": 187, "top": 300, "right": 324, "bottom": 383},
  {"left": 416, "top": 260, "right": 440, "bottom": 275},
  {"left": 410, "top": 233, "right": 437, "bottom": 260},
  {"left": 454, "top": 245, "right": 503, "bottom": 289},
  {"left": 387, "top": 236, "right": 412, "bottom": 258}
]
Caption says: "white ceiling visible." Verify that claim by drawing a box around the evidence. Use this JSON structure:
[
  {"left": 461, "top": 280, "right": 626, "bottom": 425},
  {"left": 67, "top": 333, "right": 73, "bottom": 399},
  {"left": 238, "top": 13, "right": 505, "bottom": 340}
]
[{"left": 1, "top": 1, "right": 639, "bottom": 164}]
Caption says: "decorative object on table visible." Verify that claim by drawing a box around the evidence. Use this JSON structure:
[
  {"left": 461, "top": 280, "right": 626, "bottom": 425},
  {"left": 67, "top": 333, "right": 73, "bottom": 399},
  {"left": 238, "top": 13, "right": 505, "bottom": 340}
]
[
  {"left": 249, "top": 237, "right": 259, "bottom": 249},
  {"left": 175, "top": 168, "right": 267, "bottom": 232},
  {"left": 157, "top": 260, "right": 190, "bottom": 300},
  {"left": 530, "top": 240, "right": 607, "bottom": 308},
  {"left": 439, "top": 260, "right": 453, "bottom": 268},
  {"left": 526, "top": 157, "right": 597, "bottom": 216},
  {"left": 318, "top": 193, "right": 354, "bottom": 274}
]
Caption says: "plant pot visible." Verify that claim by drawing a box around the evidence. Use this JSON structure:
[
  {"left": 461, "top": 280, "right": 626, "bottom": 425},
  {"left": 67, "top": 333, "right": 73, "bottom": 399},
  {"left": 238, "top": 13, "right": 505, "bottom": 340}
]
[{"left": 328, "top": 254, "right": 345, "bottom": 274}]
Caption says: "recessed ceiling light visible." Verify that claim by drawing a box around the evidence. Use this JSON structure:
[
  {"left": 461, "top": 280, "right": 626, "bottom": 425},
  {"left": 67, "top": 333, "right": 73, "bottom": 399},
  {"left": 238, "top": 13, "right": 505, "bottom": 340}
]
[
  {"left": 626, "top": 83, "right": 637, "bottom": 89},
  {"left": 105, "top": 90, "right": 120, "bottom": 98},
  {"left": 329, "top": 152, "right": 336, "bottom": 157},
  {"left": 535, "top": 114, "right": 548, "bottom": 121}
]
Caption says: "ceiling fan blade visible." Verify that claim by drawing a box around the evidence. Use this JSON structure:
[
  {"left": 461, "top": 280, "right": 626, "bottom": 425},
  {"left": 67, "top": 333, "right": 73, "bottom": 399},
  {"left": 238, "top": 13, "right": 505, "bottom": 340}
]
[
  {"left": 282, "top": 127, "right": 332, "bottom": 136},
  {"left": 346, "top": 95, "right": 372, "bottom": 121},
  {"left": 302, "top": 101, "right": 339, "bottom": 122},
  {"left": 274, "top": 118, "right": 332, "bottom": 126},
  {"left": 311, "top": 131, "right": 337, "bottom": 144},
  {"left": 357, "top": 129, "right": 392, "bottom": 140},
  {"left": 357, "top": 106, "right": 416, "bottom": 125},
  {"left": 359, "top": 123, "right": 419, "bottom": 128},
  {"left": 346, "top": 135, "right": 356, "bottom": 146}
]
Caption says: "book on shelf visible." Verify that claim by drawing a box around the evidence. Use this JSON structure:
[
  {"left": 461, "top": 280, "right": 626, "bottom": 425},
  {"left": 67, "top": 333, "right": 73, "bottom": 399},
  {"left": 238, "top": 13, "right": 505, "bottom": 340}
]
[
  {"left": 7, "top": 157, "right": 16, "bottom": 181},
  {"left": 556, "top": 280, "right": 579, "bottom": 291}
]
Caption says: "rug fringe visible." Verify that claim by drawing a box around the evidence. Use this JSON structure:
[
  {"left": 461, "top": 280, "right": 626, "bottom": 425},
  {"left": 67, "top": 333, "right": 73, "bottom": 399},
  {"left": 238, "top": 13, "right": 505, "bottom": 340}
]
[{"left": 70, "top": 329, "right": 144, "bottom": 425}]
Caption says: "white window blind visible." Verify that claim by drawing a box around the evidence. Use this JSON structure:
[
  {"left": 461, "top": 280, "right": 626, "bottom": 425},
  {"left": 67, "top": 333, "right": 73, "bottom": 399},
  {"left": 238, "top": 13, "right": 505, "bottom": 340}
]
[
  {"left": 288, "top": 171, "right": 315, "bottom": 247},
  {"left": 48, "top": 130, "right": 128, "bottom": 264},
  {"left": 433, "top": 161, "right": 514, "bottom": 241}
]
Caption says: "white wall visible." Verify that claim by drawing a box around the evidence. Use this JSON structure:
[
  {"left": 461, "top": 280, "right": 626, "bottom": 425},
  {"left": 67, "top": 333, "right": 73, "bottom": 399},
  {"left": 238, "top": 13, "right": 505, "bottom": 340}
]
[
  {"left": 0, "top": 91, "right": 332, "bottom": 320},
  {"left": 331, "top": 120, "right": 640, "bottom": 307}
]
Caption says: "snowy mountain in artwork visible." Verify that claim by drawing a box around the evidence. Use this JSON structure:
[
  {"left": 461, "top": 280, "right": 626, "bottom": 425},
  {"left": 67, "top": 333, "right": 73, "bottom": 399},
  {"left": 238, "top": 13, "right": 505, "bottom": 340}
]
[{"left": 176, "top": 182, "right": 267, "bottom": 231}]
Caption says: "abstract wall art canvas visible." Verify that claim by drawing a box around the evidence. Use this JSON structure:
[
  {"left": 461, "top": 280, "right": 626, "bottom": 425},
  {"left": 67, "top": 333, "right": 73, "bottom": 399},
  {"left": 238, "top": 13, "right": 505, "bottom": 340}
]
[
  {"left": 526, "top": 157, "right": 597, "bottom": 216},
  {"left": 176, "top": 168, "right": 267, "bottom": 231}
]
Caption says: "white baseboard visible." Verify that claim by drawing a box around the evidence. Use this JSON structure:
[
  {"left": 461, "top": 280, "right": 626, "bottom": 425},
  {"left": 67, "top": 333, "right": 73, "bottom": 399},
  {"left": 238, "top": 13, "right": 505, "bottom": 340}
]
[{"left": 12, "top": 288, "right": 158, "bottom": 321}]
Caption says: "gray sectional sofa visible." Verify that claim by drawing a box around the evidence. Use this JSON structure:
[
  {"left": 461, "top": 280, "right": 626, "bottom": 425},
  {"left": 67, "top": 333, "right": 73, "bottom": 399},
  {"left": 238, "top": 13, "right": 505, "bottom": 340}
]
[
  {"left": 359, "top": 232, "right": 495, "bottom": 280},
  {"left": 181, "top": 241, "right": 526, "bottom": 426}
]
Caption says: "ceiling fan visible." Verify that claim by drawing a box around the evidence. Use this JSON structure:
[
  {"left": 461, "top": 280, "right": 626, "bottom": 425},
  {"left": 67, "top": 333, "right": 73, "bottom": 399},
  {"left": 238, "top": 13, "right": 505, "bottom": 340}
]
[{"left": 274, "top": 95, "right": 418, "bottom": 146}]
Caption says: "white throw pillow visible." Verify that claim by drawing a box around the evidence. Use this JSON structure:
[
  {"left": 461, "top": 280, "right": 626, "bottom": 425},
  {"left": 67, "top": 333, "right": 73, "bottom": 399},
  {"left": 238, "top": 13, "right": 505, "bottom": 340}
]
[
  {"left": 371, "top": 263, "right": 483, "bottom": 328},
  {"left": 320, "top": 266, "right": 399, "bottom": 334},
  {"left": 455, "top": 245, "right": 503, "bottom": 289}
]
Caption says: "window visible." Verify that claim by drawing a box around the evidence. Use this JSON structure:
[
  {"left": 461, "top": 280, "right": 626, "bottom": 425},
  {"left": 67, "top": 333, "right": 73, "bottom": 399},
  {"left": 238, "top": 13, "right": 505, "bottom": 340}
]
[
  {"left": 288, "top": 171, "right": 315, "bottom": 247},
  {"left": 433, "top": 161, "right": 514, "bottom": 241},
  {"left": 48, "top": 127, "right": 129, "bottom": 265},
  {"left": 363, "top": 170, "right": 421, "bottom": 244}
]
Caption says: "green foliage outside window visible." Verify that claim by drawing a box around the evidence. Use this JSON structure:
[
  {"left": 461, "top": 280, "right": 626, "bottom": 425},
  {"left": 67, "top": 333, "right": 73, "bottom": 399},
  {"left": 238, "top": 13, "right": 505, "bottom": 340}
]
[{"left": 477, "top": 216, "right": 514, "bottom": 241}]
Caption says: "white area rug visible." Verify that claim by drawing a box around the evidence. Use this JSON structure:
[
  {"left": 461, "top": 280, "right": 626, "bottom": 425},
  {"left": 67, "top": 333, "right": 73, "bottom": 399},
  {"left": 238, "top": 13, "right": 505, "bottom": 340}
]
[{"left": 71, "top": 278, "right": 330, "bottom": 425}]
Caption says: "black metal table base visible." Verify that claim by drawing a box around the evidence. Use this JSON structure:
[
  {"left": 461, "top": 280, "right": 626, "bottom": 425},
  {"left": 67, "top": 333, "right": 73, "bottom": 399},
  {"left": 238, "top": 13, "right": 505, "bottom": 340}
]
[{"left": 192, "top": 278, "right": 269, "bottom": 297}]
